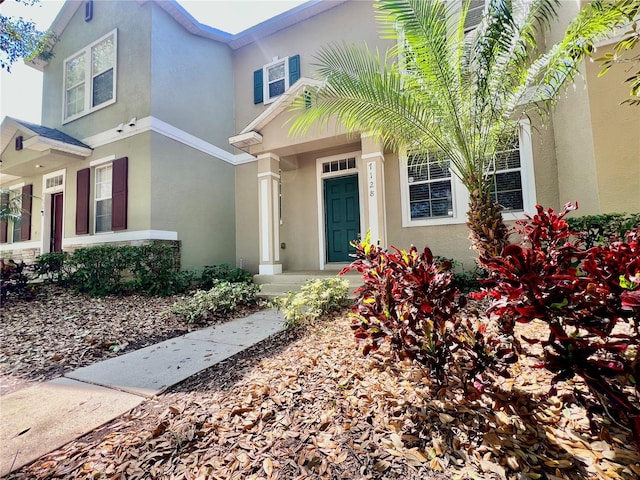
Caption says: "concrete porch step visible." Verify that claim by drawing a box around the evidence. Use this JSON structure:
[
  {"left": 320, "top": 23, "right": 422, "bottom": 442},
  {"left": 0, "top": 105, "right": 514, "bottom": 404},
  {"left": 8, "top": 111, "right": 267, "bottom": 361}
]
[{"left": 254, "top": 271, "right": 363, "bottom": 299}]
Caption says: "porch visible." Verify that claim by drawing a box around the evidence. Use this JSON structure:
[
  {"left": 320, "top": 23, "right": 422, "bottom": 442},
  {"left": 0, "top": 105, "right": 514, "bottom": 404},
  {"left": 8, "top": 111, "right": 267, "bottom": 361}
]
[{"left": 253, "top": 270, "right": 363, "bottom": 299}]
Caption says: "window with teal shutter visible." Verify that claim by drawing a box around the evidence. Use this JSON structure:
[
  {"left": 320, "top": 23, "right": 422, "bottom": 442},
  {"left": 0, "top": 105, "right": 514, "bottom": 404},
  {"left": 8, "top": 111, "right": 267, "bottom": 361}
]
[{"left": 254, "top": 55, "right": 300, "bottom": 105}]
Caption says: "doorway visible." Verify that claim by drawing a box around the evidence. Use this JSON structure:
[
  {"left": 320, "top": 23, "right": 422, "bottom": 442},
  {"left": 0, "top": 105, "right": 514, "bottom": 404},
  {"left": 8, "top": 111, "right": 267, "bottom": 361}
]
[
  {"left": 324, "top": 175, "right": 360, "bottom": 263},
  {"left": 50, "top": 192, "right": 63, "bottom": 252}
]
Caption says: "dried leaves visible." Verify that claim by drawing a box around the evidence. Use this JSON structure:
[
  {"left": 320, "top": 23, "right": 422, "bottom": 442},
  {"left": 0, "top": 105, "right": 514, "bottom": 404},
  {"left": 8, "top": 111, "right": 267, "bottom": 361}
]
[{"left": 5, "top": 309, "right": 640, "bottom": 479}]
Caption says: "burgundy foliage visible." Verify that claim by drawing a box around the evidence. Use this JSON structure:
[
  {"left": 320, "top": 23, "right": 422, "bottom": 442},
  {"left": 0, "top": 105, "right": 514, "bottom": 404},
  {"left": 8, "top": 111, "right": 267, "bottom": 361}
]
[
  {"left": 477, "top": 203, "right": 640, "bottom": 443},
  {"left": 341, "top": 239, "right": 509, "bottom": 390}
]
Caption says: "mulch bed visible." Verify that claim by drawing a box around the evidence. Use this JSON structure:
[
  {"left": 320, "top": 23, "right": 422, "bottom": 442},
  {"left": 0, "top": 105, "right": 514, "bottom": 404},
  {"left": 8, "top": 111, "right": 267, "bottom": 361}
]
[{"left": 3, "top": 288, "right": 640, "bottom": 479}]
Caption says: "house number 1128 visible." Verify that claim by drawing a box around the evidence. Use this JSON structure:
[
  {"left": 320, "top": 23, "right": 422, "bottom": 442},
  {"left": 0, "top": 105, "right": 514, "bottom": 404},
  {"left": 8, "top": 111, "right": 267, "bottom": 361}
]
[{"left": 367, "top": 162, "right": 376, "bottom": 198}]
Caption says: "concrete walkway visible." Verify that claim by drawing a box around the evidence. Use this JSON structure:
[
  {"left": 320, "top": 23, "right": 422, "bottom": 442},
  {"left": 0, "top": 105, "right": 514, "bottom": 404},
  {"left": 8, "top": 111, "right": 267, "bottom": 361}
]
[{"left": 0, "top": 309, "right": 285, "bottom": 476}]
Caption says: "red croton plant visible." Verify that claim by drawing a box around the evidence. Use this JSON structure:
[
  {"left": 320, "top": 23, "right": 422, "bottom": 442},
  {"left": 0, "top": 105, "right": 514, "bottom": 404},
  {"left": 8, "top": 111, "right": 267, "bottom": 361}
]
[
  {"left": 476, "top": 203, "right": 640, "bottom": 444},
  {"left": 343, "top": 204, "right": 640, "bottom": 446}
]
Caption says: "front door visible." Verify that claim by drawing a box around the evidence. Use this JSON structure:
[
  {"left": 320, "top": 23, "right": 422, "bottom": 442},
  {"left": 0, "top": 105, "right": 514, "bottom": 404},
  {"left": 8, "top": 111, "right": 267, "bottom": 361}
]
[
  {"left": 324, "top": 175, "right": 360, "bottom": 263},
  {"left": 50, "top": 193, "right": 63, "bottom": 252}
]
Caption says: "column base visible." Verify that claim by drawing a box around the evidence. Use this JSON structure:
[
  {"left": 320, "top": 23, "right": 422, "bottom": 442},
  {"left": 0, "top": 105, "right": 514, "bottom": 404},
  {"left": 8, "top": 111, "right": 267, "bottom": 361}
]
[{"left": 259, "top": 264, "right": 283, "bottom": 275}]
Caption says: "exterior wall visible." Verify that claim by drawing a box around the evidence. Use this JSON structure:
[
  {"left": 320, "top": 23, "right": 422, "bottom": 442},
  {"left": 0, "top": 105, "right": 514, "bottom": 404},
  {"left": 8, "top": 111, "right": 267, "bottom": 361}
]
[
  {"left": 64, "top": 131, "right": 153, "bottom": 245},
  {"left": 41, "top": 0, "right": 152, "bottom": 136},
  {"left": 547, "top": 1, "right": 601, "bottom": 215},
  {"left": 149, "top": 133, "right": 236, "bottom": 270},
  {"left": 232, "top": 0, "right": 390, "bottom": 131},
  {"left": 585, "top": 42, "right": 640, "bottom": 214},
  {"left": 235, "top": 161, "right": 260, "bottom": 273},
  {"left": 150, "top": 4, "right": 235, "bottom": 149}
]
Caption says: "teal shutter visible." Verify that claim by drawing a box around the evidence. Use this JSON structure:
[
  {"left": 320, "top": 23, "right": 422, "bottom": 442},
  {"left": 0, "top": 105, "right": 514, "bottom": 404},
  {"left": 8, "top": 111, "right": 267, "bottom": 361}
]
[
  {"left": 253, "top": 69, "right": 263, "bottom": 104},
  {"left": 289, "top": 55, "right": 300, "bottom": 85}
]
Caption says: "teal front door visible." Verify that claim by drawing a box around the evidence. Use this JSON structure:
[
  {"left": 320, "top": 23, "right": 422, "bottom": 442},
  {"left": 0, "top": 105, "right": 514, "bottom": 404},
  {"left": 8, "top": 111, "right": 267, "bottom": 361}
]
[{"left": 324, "top": 175, "right": 360, "bottom": 263}]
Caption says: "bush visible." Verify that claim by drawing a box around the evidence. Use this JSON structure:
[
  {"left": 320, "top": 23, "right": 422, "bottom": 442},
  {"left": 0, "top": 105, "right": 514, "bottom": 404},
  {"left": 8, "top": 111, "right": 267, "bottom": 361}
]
[
  {"left": 200, "top": 264, "right": 252, "bottom": 289},
  {"left": 343, "top": 236, "right": 513, "bottom": 389},
  {"left": 1, "top": 258, "right": 37, "bottom": 302},
  {"left": 477, "top": 203, "right": 640, "bottom": 443},
  {"left": 273, "top": 277, "right": 350, "bottom": 329},
  {"left": 170, "top": 281, "right": 259, "bottom": 323},
  {"left": 38, "top": 243, "right": 192, "bottom": 296},
  {"left": 567, "top": 212, "right": 640, "bottom": 248},
  {"left": 35, "top": 251, "right": 71, "bottom": 283}
]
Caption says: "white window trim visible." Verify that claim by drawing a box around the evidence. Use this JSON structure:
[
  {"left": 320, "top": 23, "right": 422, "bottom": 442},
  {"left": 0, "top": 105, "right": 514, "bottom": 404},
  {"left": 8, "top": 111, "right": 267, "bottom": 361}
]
[
  {"left": 8, "top": 183, "right": 24, "bottom": 244},
  {"left": 94, "top": 163, "right": 113, "bottom": 234},
  {"left": 399, "top": 119, "right": 536, "bottom": 228},
  {"left": 263, "top": 56, "right": 289, "bottom": 105},
  {"left": 316, "top": 151, "right": 365, "bottom": 270},
  {"left": 43, "top": 169, "right": 66, "bottom": 194},
  {"left": 62, "top": 29, "right": 117, "bottom": 124}
]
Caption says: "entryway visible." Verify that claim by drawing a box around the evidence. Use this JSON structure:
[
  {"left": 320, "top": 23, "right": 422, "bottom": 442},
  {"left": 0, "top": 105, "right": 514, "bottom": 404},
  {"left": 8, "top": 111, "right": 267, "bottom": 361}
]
[
  {"left": 324, "top": 175, "right": 360, "bottom": 263},
  {"left": 50, "top": 193, "right": 63, "bottom": 252}
]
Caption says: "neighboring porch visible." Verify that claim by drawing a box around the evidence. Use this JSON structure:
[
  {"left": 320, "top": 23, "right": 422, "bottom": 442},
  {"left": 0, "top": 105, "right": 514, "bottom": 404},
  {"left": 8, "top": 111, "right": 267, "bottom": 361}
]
[{"left": 253, "top": 270, "right": 363, "bottom": 299}]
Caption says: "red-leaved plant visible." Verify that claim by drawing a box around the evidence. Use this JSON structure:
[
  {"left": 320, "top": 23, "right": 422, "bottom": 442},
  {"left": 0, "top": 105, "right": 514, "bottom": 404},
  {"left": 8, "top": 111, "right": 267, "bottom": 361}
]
[
  {"left": 476, "top": 203, "right": 640, "bottom": 444},
  {"left": 342, "top": 234, "right": 512, "bottom": 390}
]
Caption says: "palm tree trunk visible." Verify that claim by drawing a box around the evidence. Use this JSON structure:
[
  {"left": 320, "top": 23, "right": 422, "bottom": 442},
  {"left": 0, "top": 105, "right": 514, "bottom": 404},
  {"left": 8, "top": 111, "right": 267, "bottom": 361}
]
[{"left": 466, "top": 182, "right": 510, "bottom": 263}]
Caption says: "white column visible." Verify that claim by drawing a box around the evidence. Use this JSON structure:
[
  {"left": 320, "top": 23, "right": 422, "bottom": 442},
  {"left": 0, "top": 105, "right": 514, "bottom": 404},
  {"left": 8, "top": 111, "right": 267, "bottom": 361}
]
[
  {"left": 361, "top": 134, "right": 387, "bottom": 247},
  {"left": 257, "top": 152, "right": 282, "bottom": 274}
]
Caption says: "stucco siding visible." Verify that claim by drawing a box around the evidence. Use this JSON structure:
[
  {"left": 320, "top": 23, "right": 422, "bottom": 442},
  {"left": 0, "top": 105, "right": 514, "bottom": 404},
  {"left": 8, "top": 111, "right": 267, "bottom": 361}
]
[
  {"left": 41, "top": 0, "right": 152, "bottom": 137},
  {"left": 232, "top": 0, "right": 390, "bottom": 132},
  {"left": 150, "top": 4, "right": 235, "bottom": 149},
  {"left": 149, "top": 133, "right": 235, "bottom": 270},
  {"left": 235, "top": 162, "right": 260, "bottom": 273},
  {"left": 585, "top": 43, "right": 640, "bottom": 214}
]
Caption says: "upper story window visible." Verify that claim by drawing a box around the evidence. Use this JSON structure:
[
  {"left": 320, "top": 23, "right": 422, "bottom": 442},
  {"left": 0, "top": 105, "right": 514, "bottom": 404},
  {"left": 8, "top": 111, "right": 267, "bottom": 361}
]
[
  {"left": 400, "top": 120, "right": 535, "bottom": 227},
  {"left": 254, "top": 54, "right": 300, "bottom": 105},
  {"left": 63, "top": 29, "right": 117, "bottom": 123}
]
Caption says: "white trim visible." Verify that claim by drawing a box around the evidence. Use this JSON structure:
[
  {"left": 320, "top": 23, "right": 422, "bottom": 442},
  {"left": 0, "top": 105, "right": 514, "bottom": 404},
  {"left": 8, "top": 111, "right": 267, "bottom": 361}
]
[
  {"left": 272, "top": 178, "right": 280, "bottom": 262},
  {"left": 239, "top": 77, "right": 323, "bottom": 134},
  {"left": 62, "top": 230, "right": 178, "bottom": 247},
  {"left": 0, "top": 240, "right": 41, "bottom": 252},
  {"left": 22, "top": 135, "right": 92, "bottom": 156},
  {"left": 89, "top": 154, "right": 116, "bottom": 167},
  {"left": 259, "top": 263, "right": 283, "bottom": 275},
  {"left": 82, "top": 116, "right": 255, "bottom": 166},
  {"left": 399, "top": 120, "right": 537, "bottom": 228},
  {"left": 42, "top": 169, "right": 66, "bottom": 193},
  {"left": 263, "top": 56, "right": 290, "bottom": 105},
  {"left": 257, "top": 171, "right": 280, "bottom": 179},
  {"left": 62, "top": 29, "right": 118, "bottom": 124},
  {"left": 316, "top": 151, "right": 363, "bottom": 270},
  {"left": 366, "top": 161, "right": 379, "bottom": 243},
  {"left": 260, "top": 179, "right": 270, "bottom": 262},
  {"left": 361, "top": 152, "right": 384, "bottom": 160}
]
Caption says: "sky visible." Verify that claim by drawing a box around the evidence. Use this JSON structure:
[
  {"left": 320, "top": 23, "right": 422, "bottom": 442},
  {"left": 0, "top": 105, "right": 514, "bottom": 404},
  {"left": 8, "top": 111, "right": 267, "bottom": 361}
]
[{"left": 0, "top": 0, "right": 308, "bottom": 124}]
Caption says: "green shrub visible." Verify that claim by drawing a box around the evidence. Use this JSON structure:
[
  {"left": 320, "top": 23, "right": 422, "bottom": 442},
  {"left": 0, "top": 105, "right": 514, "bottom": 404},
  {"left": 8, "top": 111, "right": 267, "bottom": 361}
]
[
  {"left": 60, "top": 243, "right": 190, "bottom": 296},
  {"left": 35, "top": 251, "right": 71, "bottom": 283},
  {"left": 1, "top": 258, "right": 37, "bottom": 302},
  {"left": 200, "top": 264, "right": 252, "bottom": 288},
  {"left": 170, "top": 281, "right": 259, "bottom": 323},
  {"left": 567, "top": 212, "right": 640, "bottom": 248},
  {"left": 68, "top": 245, "right": 135, "bottom": 296},
  {"left": 273, "top": 277, "right": 350, "bottom": 329}
]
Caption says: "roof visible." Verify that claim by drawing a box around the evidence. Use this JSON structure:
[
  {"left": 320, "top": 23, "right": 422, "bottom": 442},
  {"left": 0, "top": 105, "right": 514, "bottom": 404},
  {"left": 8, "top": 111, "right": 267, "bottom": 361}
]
[
  {"left": 30, "top": 0, "right": 348, "bottom": 70},
  {"left": 1, "top": 116, "right": 92, "bottom": 156},
  {"left": 12, "top": 119, "right": 91, "bottom": 149}
]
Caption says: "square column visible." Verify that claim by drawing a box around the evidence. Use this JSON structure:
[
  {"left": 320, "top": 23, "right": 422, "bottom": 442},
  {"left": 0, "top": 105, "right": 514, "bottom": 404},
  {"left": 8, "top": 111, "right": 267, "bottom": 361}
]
[
  {"left": 257, "top": 152, "right": 282, "bottom": 275},
  {"left": 360, "top": 134, "right": 387, "bottom": 247}
]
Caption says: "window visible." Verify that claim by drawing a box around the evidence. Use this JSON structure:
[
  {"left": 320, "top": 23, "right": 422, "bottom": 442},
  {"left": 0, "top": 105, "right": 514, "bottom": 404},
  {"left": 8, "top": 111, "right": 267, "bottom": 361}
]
[
  {"left": 253, "top": 55, "right": 300, "bottom": 104},
  {"left": 464, "top": 0, "right": 485, "bottom": 32},
  {"left": 63, "top": 30, "right": 117, "bottom": 122},
  {"left": 488, "top": 137, "right": 524, "bottom": 211},
  {"left": 400, "top": 121, "right": 535, "bottom": 227},
  {"left": 11, "top": 193, "right": 22, "bottom": 243},
  {"left": 407, "top": 152, "right": 454, "bottom": 220},
  {"left": 322, "top": 157, "right": 357, "bottom": 174},
  {"left": 95, "top": 164, "right": 112, "bottom": 233}
]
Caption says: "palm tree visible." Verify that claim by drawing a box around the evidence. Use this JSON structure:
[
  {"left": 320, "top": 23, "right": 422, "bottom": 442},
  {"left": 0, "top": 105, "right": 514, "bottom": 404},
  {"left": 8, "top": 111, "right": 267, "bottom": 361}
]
[
  {"left": 290, "top": 0, "right": 636, "bottom": 262},
  {"left": 0, "top": 189, "right": 23, "bottom": 223}
]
